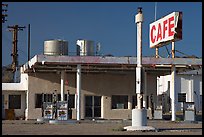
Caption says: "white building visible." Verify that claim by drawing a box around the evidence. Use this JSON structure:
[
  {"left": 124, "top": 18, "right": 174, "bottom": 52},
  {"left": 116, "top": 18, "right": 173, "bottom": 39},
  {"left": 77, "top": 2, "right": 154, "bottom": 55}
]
[{"left": 157, "top": 68, "right": 202, "bottom": 112}]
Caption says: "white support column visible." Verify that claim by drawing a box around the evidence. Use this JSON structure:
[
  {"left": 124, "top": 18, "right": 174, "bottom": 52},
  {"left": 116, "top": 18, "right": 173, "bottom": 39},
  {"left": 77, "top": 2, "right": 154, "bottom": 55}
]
[
  {"left": 76, "top": 64, "right": 81, "bottom": 121},
  {"left": 171, "top": 65, "right": 176, "bottom": 121},
  {"left": 189, "top": 80, "right": 194, "bottom": 102},
  {"left": 156, "top": 76, "right": 160, "bottom": 108},
  {"left": 61, "top": 70, "right": 65, "bottom": 101},
  {"left": 101, "top": 96, "right": 104, "bottom": 119},
  {"left": 171, "top": 41, "right": 176, "bottom": 121},
  {"left": 25, "top": 90, "right": 29, "bottom": 120}
]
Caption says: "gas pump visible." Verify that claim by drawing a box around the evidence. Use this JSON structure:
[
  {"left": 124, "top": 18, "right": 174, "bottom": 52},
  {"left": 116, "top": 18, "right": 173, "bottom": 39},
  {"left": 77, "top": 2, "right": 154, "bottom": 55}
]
[
  {"left": 43, "top": 102, "right": 53, "bottom": 119},
  {"left": 57, "top": 101, "right": 68, "bottom": 120},
  {"left": 178, "top": 93, "right": 186, "bottom": 120},
  {"left": 184, "top": 102, "right": 195, "bottom": 121},
  {"left": 41, "top": 91, "right": 70, "bottom": 121},
  {"left": 56, "top": 91, "right": 70, "bottom": 120},
  {"left": 42, "top": 93, "right": 54, "bottom": 120},
  {"left": 154, "top": 94, "right": 163, "bottom": 119}
]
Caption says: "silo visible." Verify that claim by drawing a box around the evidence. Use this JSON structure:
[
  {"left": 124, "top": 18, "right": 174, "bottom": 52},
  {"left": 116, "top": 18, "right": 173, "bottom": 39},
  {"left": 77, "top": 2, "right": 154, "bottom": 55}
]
[
  {"left": 76, "top": 39, "right": 95, "bottom": 56},
  {"left": 44, "top": 39, "right": 68, "bottom": 55}
]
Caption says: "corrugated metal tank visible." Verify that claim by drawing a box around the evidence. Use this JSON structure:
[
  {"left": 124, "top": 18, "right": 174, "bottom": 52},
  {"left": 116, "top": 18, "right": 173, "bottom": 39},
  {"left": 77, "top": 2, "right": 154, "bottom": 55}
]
[
  {"left": 76, "top": 39, "right": 95, "bottom": 56},
  {"left": 44, "top": 39, "right": 68, "bottom": 55}
]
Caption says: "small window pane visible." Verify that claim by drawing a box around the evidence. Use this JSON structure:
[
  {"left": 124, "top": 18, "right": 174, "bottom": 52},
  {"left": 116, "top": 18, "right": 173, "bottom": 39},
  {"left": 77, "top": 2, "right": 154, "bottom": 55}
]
[
  {"left": 57, "top": 94, "right": 75, "bottom": 108},
  {"left": 43, "top": 94, "right": 52, "bottom": 102},
  {"left": 68, "top": 95, "right": 75, "bottom": 108},
  {"left": 112, "top": 95, "right": 128, "bottom": 109},
  {"left": 9, "top": 95, "right": 21, "bottom": 109},
  {"left": 35, "top": 94, "right": 42, "bottom": 108}
]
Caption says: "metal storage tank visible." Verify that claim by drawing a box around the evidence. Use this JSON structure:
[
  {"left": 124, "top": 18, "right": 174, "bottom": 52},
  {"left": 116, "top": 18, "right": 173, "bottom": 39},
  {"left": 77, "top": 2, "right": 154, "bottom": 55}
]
[
  {"left": 76, "top": 39, "right": 95, "bottom": 56},
  {"left": 44, "top": 39, "right": 68, "bottom": 55}
]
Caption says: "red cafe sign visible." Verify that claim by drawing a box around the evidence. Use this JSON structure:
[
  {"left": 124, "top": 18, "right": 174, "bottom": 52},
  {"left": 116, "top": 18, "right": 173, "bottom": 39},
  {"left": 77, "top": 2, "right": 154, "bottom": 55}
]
[{"left": 149, "top": 12, "right": 182, "bottom": 48}]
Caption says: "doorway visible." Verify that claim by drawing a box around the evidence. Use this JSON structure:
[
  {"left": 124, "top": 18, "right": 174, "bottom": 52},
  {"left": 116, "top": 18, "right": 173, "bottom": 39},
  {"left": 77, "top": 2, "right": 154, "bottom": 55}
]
[{"left": 85, "top": 96, "right": 101, "bottom": 118}]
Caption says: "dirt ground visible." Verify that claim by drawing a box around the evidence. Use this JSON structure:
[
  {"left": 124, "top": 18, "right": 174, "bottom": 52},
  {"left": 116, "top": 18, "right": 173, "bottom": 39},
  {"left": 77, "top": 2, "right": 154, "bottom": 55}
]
[{"left": 2, "top": 119, "right": 202, "bottom": 135}]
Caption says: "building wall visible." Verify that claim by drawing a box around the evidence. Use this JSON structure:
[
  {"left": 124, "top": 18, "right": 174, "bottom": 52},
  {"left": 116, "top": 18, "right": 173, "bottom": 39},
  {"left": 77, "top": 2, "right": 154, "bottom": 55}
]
[
  {"left": 2, "top": 91, "right": 26, "bottom": 119},
  {"left": 2, "top": 69, "right": 28, "bottom": 119},
  {"left": 157, "top": 73, "right": 202, "bottom": 112},
  {"left": 26, "top": 71, "right": 157, "bottom": 120},
  {"left": 179, "top": 74, "right": 202, "bottom": 111}
]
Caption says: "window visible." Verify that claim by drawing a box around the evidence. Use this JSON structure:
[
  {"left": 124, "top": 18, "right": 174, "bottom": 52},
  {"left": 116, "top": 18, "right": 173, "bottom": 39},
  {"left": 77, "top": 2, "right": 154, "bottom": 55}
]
[
  {"left": 112, "top": 95, "right": 128, "bottom": 109},
  {"left": 35, "top": 94, "right": 42, "bottom": 108},
  {"left": 9, "top": 95, "right": 21, "bottom": 109},
  {"left": 35, "top": 93, "right": 75, "bottom": 108},
  {"left": 35, "top": 94, "right": 52, "bottom": 108},
  {"left": 57, "top": 94, "right": 69, "bottom": 101},
  {"left": 57, "top": 94, "right": 75, "bottom": 108},
  {"left": 44, "top": 94, "right": 53, "bottom": 102},
  {"left": 68, "top": 94, "right": 75, "bottom": 108}
]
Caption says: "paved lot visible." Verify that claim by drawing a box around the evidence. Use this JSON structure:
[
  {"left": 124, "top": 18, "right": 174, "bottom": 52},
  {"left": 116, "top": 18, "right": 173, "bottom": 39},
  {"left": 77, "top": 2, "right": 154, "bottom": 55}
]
[{"left": 2, "top": 119, "right": 202, "bottom": 135}]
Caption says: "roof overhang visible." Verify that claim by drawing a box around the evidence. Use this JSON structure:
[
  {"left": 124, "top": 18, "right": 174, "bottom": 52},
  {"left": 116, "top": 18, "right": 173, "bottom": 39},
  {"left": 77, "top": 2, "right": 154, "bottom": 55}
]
[{"left": 22, "top": 55, "right": 202, "bottom": 75}]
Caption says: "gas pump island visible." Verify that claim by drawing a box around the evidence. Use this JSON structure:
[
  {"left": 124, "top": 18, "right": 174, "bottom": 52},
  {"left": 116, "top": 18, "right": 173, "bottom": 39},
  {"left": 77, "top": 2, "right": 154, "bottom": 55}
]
[{"left": 38, "top": 90, "right": 74, "bottom": 123}]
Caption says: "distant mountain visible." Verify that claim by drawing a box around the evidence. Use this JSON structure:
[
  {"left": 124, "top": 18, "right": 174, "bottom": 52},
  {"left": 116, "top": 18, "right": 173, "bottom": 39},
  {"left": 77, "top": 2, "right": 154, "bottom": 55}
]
[{"left": 2, "top": 64, "right": 14, "bottom": 83}]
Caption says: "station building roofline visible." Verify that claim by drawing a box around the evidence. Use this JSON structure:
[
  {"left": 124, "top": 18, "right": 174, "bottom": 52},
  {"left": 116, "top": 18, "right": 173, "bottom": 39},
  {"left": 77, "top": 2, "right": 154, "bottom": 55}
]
[{"left": 22, "top": 54, "right": 202, "bottom": 74}]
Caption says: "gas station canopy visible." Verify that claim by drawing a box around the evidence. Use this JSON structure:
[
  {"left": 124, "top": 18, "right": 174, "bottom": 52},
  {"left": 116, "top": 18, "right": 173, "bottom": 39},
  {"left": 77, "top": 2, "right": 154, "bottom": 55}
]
[{"left": 22, "top": 55, "right": 202, "bottom": 74}]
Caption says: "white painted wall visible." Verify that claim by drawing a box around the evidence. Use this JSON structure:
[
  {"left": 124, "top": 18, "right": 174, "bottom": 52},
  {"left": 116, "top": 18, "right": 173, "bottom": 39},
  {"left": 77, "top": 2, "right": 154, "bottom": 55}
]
[
  {"left": 2, "top": 91, "right": 26, "bottom": 118},
  {"left": 157, "top": 69, "right": 202, "bottom": 112},
  {"left": 2, "top": 67, "right": 28, "bottom": 119}
]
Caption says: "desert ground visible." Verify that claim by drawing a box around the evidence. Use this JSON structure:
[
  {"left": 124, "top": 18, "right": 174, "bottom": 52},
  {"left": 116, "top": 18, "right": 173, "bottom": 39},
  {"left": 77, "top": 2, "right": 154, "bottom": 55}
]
[{"left": 2, "top": 119, "right": 202, "bottom": 135}]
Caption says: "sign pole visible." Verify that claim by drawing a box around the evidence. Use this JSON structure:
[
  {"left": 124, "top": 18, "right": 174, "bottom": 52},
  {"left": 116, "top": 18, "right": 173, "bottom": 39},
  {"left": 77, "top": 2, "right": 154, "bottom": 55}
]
[{"left": 124, "top": 7, "right": 156, "bottom": 131}]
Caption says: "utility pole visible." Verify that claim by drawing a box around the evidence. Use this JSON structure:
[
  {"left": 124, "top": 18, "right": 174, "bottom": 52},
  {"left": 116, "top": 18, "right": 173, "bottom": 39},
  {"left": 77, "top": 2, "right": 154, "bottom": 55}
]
[
  {"left": 7, "top": 25, "right": 26, "bottom": 72},
  {"left": 2, "top": 3, "right": 8, "bottom": 23}
]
